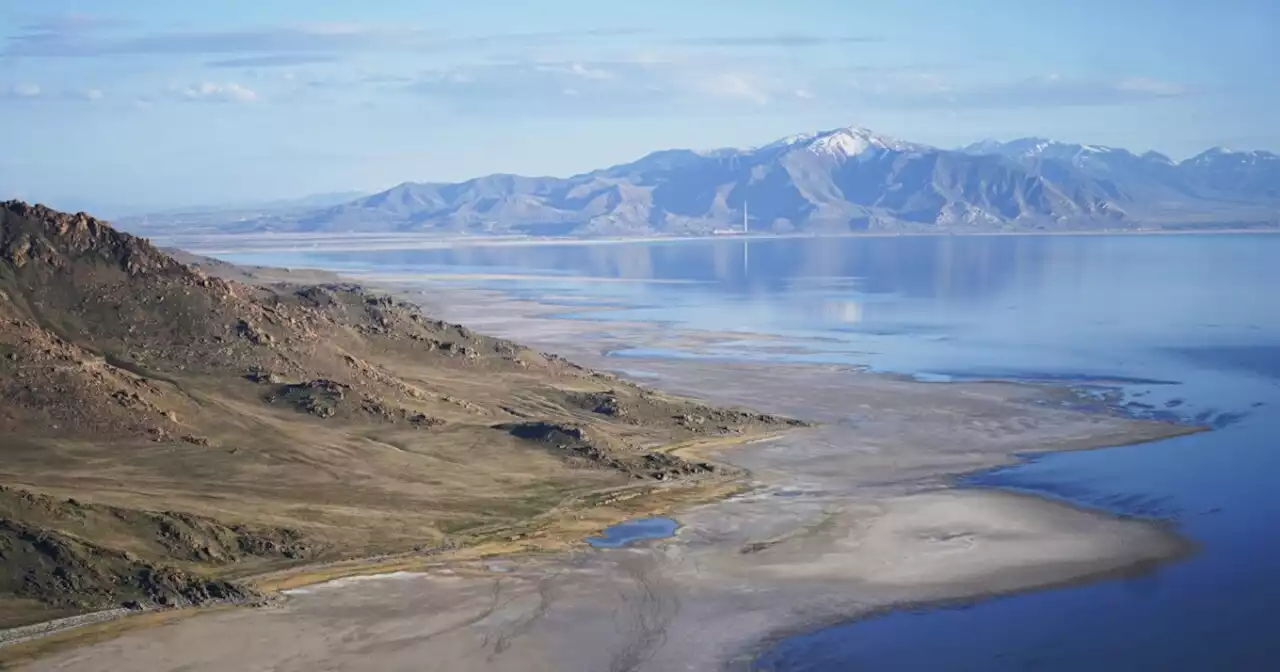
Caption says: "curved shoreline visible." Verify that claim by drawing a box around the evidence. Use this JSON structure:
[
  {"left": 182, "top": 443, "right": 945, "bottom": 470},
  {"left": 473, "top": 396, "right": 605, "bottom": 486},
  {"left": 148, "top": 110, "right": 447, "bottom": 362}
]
[
  {"left": 5, "top": 271, "right": 1209, "bottom": 672},
  {"left": 0, "top": 433, "right": 774, "bottom": 664},
  {"left": 159, "top": 227, "right": 1280, "bottom": 257},
  {"left": 8, "top": 357, "right": 1201, "bottom": 671},
  {"left": 727, "top": 489, "right": 1201, "bottom": 672}
]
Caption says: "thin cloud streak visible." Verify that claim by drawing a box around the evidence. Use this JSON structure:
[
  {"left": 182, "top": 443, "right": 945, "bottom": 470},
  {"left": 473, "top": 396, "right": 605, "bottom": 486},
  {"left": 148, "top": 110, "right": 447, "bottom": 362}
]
[
  {"left": 169, "top": 82, "right": 258, "bottom": 103},
  {"left": 3, "top": 22, "right": 647, "bottom": 58},
  {"left": 393, "top": 58, "right": 1190, "bottom": 118},
  {"left": 5, "top": 25, "right": 430, "bottom": 58},
  {"left": 206, "top": 54, "right": 341, "bottom": 68},
  {"left": 7, "top": 15, "right": 879, "bottom": 61},
  {"left": 3, "top": 83, "right": 42, "bottom": 98},
  {"left": 673, "top": 34, "right": 880, "bottom": 47},
  {"left": 904, "top": 75, "right": 1190, "bottom": 109},
  {"left": 18, "top": 13, "right": 125, "bottom": 34}
]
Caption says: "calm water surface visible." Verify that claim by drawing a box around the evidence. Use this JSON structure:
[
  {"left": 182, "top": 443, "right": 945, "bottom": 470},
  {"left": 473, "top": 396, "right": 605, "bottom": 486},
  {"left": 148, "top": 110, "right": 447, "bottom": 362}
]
[
  {"left": 221, "top": 234, "right": 1280, "bottom": 671},
  {"left": 584, "top": 517, "right": 680, "bottom": 549}
]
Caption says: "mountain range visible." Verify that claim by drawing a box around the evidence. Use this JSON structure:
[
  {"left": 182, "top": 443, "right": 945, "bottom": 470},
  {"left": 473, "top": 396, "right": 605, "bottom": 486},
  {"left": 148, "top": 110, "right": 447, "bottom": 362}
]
[{"left": 122, "top": 127, "right": 1280, "bottom": 237}]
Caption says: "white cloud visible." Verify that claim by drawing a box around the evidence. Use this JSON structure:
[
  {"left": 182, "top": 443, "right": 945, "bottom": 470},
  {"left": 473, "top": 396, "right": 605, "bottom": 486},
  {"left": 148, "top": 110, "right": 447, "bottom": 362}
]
[
  {"left": 403, "top": 55, "right": 1186, "bottom": 117},
  {"left": 849, "top": 70, "right": 951, "bottom": 96},
  {"left": 84, "top": 89, "right": 105, "bottom": 101},
  {"left": 295, "top": 22, "right": 387, "bottom": 36},
  {"left": 623, "top": 51, "right": 671, "bottom": 66},
  {"left": 172, "top": 82, "right": 258, "bottom": 103},
  {"left": 568, "top": 63, "right": 614, "bottom": 80},
  {"left": 841, "top": 70, "right": 1185, "bottom": 109},
  {"left": 408, "top": 57, "right": 819, "bottom": 114},
  {"left": 19, "top": 13, "right": 121, "bottom": 34},
  {"left": 10, "top": 83, "right": 41, "bottom": 98},
  {"left": 704, "top": 73, "right": 771, "bottom": 105},
  {"left": 1115, "top": 77, "right": 1184, "bottom": 97},
  {"left": 5, "top": 21, "right": 636, "bottom": 59},
  {"left": 535, "top": 62, "right": 615, "bottom": 80}
]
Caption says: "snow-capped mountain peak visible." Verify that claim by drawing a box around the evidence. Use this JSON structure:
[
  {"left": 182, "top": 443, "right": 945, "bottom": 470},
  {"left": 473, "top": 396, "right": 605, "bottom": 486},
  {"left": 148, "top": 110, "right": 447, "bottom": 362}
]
[
  {"left": 767, "top": 131, "right": 820, "bottom": 147},
  {"left": 1186, "top": 147, "right": 1236, "bottom": 165},
  {"left": 765, "top": 126, "right": 921, "bottom": 158},
  {"left": 1077, "top": 143, "right": 1112, "bottom": 154},
  {"left": 151, "top": 124, "right": 1280, "bottom": 237},
  {"left": 961, "top": 137, "right": 1051, "bottom": 158},
  {"left": 1011, "top": 138, "right": 1117, "bottom": 158},
  {"left": 810, "top": 128, "right": 882, "bottom": 157},
  {"left": 1185, "top": 146, "right": 1279, "bottom": 167}
]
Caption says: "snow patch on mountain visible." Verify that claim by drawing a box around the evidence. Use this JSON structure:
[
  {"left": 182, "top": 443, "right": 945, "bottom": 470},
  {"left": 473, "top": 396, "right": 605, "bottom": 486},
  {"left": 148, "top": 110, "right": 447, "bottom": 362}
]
[{"left": 763, "top": 126, "right": 924, "bottom": 158}]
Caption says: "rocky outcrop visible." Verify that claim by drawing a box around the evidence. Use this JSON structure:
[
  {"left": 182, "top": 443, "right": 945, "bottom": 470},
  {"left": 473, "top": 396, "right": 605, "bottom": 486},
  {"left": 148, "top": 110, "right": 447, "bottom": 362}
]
[
  {"left": 501, "top": 422, "right": 717, "bottom": 480},
  {"left": 0, "top": 486, "right": 314, "bottom": 610},
  {"left": 0, "top": 201, "right": 805, "bottom": 627},
  {"left": 0, "top": 519, "right": 262, "bottom": 610},
  {"left": 1, "top": 201, "right": 186, "bottom": 277}
]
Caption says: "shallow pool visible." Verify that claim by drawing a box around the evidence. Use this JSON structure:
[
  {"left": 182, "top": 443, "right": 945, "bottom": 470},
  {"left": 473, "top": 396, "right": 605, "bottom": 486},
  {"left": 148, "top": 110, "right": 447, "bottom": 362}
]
[{"left": 585, "top": 517, "right": 679, "bottom": 548}]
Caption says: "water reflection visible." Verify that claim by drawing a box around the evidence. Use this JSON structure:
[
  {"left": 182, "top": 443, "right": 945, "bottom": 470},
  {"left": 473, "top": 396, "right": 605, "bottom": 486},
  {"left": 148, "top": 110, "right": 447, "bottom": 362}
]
[
  {"left": 813, "top": 298, "right": 863, "bottom": 323},
  {"left": 584, "top": 517, "right": 679, "bottom": 549},
  {"left": 219, "top": 233, "right": 1280, "bottom": 671},
  {"left": 225, "top": 234, "right": 1279, "bottom": 394},
  {"left": 287, "top": 234, "right": 1078, "bottom": 303}
]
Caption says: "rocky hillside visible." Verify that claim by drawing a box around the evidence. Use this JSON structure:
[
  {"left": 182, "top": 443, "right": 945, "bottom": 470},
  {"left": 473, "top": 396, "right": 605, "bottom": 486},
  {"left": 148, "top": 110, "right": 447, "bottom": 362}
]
[
  {"left": 959, "top": 138, "right": 1280, "bottom": 218},
  {"left": 122, "top": 127, "right": 1280, "bottom": 237},
  {"left": 0, "top": 201, "right": 799, "bottom": 628}
]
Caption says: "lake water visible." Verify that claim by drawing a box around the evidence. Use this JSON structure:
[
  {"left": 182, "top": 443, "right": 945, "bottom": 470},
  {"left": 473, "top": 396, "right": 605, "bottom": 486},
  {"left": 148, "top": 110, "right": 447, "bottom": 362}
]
[
  {"left": 219, "top": 234, "right": 1280, "bottom": 671},
  {"left": 584, "top": 517, "right": 680, "bottom": 549}
]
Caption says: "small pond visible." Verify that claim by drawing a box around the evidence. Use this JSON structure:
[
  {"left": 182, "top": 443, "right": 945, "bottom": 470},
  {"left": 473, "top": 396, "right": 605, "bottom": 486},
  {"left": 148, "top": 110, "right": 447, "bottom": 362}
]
[{"left": 585, "top": 517, "right": 679, "bottom": 548}]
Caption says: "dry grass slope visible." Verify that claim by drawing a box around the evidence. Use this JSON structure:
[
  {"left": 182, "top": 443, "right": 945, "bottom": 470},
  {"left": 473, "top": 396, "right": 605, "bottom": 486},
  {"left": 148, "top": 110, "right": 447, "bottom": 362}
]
[{"left": 0, "top": 201, "right": 800, "bottom": 628}]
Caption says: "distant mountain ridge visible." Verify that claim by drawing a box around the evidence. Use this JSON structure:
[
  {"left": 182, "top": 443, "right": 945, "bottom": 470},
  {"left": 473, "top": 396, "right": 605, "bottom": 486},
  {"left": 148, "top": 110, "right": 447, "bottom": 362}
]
[
  {"left": 958, "top": 137, "right": 1280, "bottom": 205},
  {"left": 127, "top": 127, "right": 1280, "bottom": 237}
]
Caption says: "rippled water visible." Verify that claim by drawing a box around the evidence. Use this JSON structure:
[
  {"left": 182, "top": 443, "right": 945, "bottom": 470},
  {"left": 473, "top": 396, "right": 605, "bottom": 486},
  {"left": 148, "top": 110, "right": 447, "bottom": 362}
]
[{"left": 220, "top": 233, "right": 1280, "bottom": 670}]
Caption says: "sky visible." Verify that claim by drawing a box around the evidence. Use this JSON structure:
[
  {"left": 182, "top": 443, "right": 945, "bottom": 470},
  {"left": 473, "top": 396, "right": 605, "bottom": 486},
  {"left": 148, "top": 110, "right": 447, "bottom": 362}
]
[{"left": 1, "top": 0, "right": 1277, "bottom": 215}]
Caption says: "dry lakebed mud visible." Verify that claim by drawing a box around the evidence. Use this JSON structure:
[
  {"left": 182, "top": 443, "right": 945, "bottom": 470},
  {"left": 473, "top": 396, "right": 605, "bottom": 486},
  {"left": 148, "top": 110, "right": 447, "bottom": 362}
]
[{"left": 14, "top": 282, "right": 1198, "bottom": 672}]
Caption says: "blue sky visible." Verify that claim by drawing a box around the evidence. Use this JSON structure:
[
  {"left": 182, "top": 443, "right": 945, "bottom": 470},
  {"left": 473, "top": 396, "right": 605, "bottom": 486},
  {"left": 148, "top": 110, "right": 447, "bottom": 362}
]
[{"left": 1, "top": 0, "right": 1276, "bottom": 214}]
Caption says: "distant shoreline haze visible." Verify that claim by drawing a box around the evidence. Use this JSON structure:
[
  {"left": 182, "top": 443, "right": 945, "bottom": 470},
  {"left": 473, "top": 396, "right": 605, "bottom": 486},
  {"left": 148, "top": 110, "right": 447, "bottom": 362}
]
[{"left": 117, "top": 126, "right": 1280, "bottom": 238}]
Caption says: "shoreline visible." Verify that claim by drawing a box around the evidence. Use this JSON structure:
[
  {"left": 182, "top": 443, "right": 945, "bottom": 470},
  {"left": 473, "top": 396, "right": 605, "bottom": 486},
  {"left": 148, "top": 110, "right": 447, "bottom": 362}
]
[
  {"left": 8, "top": 420, "right": 1196, "bottom": 672},
  {"left": 729, "top": 508, "right": 1198, "bottom": 672},
  {"left": 0, "top": 433, "right": 770, "bottom": 663},
  {"left": 6, "top": 264, "right": 1208, "bottom": 671},
  {"left": 396, "top": 285, "right": 1208, "bottom": 669},
  {"left": 0, "top": 419, "right": 797, "bottom": 663},
  {"left": 155, "top": 226, "right": 1280, "bottom": 256}
]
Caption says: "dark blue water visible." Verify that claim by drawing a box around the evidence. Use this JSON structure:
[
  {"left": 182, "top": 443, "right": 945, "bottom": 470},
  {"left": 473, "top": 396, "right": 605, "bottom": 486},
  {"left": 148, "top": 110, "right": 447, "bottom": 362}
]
[
  {"left": 585, "top": 517, "right": 680, "bottom": 549},
  {"left": 219, "top": 234, "right": 1280, "bottom": 671}
]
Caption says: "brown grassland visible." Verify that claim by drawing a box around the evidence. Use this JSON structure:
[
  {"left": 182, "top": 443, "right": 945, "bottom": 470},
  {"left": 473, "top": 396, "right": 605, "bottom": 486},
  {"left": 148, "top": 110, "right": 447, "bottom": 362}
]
[{"left": 0, "top": 201, "right": 801, "bottom": 631}]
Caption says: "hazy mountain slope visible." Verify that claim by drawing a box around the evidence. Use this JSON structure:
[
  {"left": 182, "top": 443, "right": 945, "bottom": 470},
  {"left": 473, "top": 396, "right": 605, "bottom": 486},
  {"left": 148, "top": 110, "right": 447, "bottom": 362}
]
[
  {"left": 126, "top": 126, "right": 1280, "bottom": 237},
  {"left": 962, "top": 138, "right": 1280, "bottom": 207},
  {"left": 268, "top": 128, "right": 1134, "bottom": 235},
  {"left": 0, "top": 201, "right": 797, "bottom": 627},
  {"left": 110, "top": 191, "right": 371, "bottom": 237},
  {"left": 1180, "top": 147, "right": 1280, "bottom": 201}
]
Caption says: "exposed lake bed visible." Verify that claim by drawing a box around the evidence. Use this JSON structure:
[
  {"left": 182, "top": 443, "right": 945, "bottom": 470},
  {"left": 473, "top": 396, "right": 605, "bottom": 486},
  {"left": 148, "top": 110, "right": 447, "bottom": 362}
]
[
  {"left": 16, "top": 353, "right": 1194, "bottom": 672},
  {"left": 20, "top": 233, "right": 1277, "bottom": 670}
]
